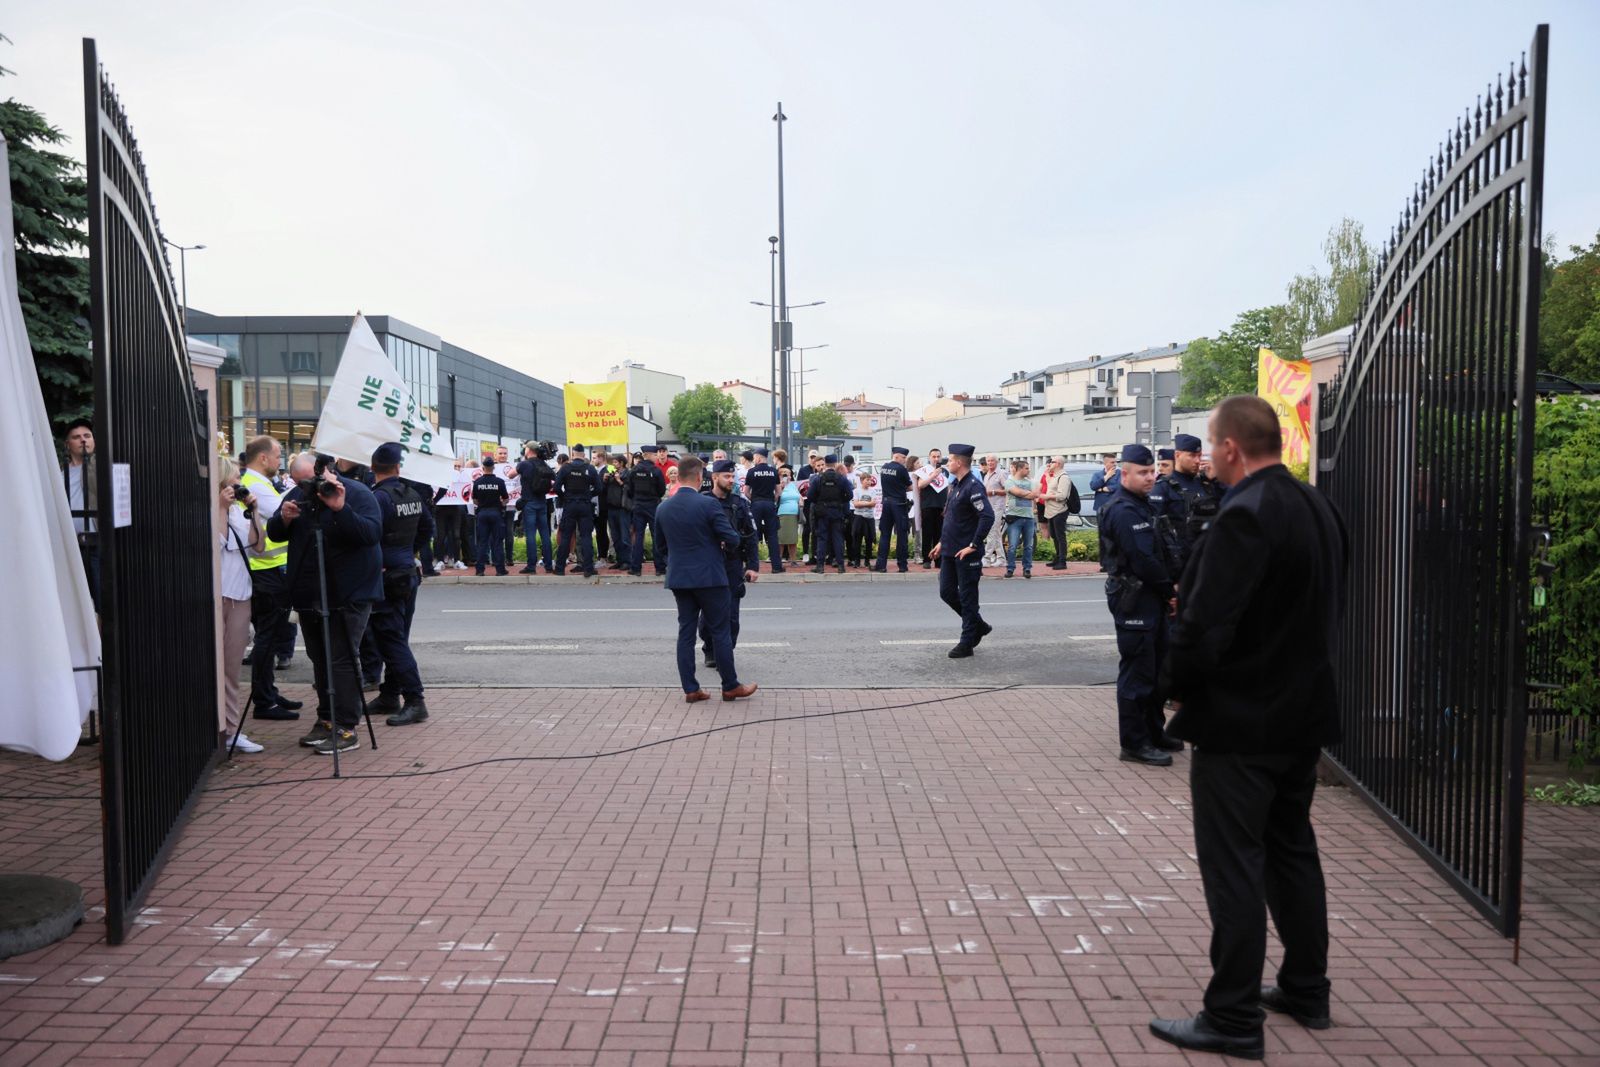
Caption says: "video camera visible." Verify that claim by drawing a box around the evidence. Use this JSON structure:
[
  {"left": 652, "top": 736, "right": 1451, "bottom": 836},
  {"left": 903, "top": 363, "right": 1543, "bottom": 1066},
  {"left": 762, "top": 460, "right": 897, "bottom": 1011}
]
[{"left": 295, "top": 454, "right": 343, "bottom": 504}]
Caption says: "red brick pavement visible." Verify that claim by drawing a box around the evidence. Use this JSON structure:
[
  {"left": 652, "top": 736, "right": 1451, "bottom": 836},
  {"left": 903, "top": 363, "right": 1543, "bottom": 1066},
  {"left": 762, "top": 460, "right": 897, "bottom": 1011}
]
[{"left": 1, "top": 686, "right": 1596, "bottom": 1066}]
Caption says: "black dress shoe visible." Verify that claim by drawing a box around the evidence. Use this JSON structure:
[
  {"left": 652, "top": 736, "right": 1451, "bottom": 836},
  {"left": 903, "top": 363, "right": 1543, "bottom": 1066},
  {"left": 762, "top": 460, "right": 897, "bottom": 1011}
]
[
  {"left": 241, "top": 651, "right": 255, "bottom": 666},
  {"left": 703, "top": 653, "right": 716, "bottom": 668},
  {"left": 948, "top": 643, "right": 974, "bottom": 659},
  {"left": 811, "top": 565, "right": 824, "bottom": 574},
  {"left": 253, "top": 704, "right": 301, "bottom": 721},
  {"left": 386, "top": 702, "right": 429, "bottom": 727},
  {"left": 1154, "top": 733, "right": 1185, "bottom": 752},
  {"left": 520, "top": 566, "right": 536, "bottom": 574},
  {"left": 275, "top": 655, "right": 292, "bottom": 670},
  {"left": 1119, "top": 745, "right": 1174, "bottom": 767},
  {"left": 275, "top": 697, "right": 304, "bottom": 711},
  {"left": 368, "top": 693, "right": 401, "bottom": 714},
  {"left": 1260, "top": 986, "right": 1331, "bottom": 1029},
  {"left": 1149, "top": 1015, "right": 1263, "bottom": 1060}
]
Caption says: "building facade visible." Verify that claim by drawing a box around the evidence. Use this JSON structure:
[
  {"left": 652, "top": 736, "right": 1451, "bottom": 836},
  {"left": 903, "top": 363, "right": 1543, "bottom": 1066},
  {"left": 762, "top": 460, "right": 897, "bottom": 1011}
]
[
  {"left": 719, "top": 379, "right": 774, "bottom": 437},
  {"left": 607, "top": 362, "right": 686, "bottom": 428},
  {"left": 832, "top": 393, "right": 901, "bottom": 436},
  {"left": 187, "top": 309, "right": 561, "bottom": 461},
  {"left": 1000, "top": 343, "right": 1188, "bottom": 412}
]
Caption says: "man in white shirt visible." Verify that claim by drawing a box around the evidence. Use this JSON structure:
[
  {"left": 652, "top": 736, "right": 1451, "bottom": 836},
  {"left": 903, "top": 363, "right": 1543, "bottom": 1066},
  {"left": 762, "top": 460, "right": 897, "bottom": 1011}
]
[
  {"left": 219, "top": 478, "right": 264, "bottom": 753},
  {"left": 981, "top": 455, "right": 1007, "bottom": 567}
]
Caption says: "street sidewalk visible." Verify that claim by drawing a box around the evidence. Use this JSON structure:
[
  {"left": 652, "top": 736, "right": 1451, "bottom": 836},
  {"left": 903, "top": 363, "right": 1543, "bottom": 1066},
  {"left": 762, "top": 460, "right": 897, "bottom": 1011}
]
[
  {"left": 425, "top": 561, "right": 1105, "bottom": 585},
  {"left": 2, "top": 686, "right": 1596, "bottom": 1066}
]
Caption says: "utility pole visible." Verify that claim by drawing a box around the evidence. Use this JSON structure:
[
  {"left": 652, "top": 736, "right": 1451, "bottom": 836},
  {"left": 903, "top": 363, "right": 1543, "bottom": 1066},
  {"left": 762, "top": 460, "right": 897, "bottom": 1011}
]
[
  {"left": 774, "top": 102, "right": 792, "bottom": 457},
  {"left": 768, "top": 236, "right": 778, "bottom": 448}
]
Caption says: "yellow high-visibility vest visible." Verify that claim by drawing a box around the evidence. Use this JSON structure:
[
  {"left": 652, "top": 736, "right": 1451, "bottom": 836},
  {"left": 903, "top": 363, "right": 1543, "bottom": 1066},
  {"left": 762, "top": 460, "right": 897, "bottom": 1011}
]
[{"left": 239, "top": 468, "right": 288, "bottom": 570}]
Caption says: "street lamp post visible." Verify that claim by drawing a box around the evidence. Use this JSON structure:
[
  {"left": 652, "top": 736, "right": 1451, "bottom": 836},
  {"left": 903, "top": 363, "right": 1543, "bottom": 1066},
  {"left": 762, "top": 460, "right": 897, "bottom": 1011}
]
[
  {"left": 163, "top": 239, "right": 205, "bottom": 333},
  {"left": 767, "top": 237, "right": 777, "bottom": 447},
  {"left": 774, "top": 102, "right": 791, "bottom": 457},
  {"left": 887, "top": 385, "right": 908, "bottom": 450},
  {"left": 790, "top": 344, "right": 829, "bottom": 421}
]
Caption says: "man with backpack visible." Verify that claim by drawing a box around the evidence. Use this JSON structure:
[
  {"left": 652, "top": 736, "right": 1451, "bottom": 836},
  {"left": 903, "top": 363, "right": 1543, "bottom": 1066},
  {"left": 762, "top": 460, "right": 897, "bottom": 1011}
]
[
  {"left": 1042, "top": 455, "right": 1081, "bottom": 570},
  {"left": 516, "top": 444, "right": 556, "bottom": 574},
  {"left": 807, "top": 454, "right": 850, "bottom": 575}
]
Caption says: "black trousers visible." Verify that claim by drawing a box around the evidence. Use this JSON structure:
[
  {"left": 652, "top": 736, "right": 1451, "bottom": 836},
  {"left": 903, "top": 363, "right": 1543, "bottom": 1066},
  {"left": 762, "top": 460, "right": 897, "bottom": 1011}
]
[
  {"left": 1190, "top": 747, "right": 1330, "bottom": 1034},
  {"left": 596, "top": 504, "right": 611, "bottom": 559},
  {"left": 1048, "top": 511, "right": 1069, "bottom": 565},
  {"left": 876, "top": 504, "right": 910, "bottom": 570},
  {"left": 848, "top": 513, "right": 875, "bottom": 564},
  {"left": 248, "top": 566, "right": 289, "bottom": 709},
  {"left": 920, "top": 507, "right": 944, "bottom": 564},
  {"left": 301, "top": 602, "right": 373, "bottom": 730},
  {"left": 556, "top": 504, "right": 596, "bottom": 574},
  {"left": 937, "top": 553, "right": 984, "bottom": 645}
]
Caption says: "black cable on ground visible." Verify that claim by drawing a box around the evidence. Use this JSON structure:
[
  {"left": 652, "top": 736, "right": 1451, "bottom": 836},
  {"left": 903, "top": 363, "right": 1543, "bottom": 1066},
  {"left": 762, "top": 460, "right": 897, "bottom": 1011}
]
[{"left": 1, "top": 684, "right": 1030, "bottom": 800}]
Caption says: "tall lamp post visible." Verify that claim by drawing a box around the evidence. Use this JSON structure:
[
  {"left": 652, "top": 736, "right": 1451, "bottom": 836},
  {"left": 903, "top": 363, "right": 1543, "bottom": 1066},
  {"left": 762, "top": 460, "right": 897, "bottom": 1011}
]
[
  {"left": 163, "top": 239, "right": 205, "bottom": 333},
  {"left": 790, "top": 344, "right": 829, "bottom": 422},
  {"left": 752, "top": 293, "right": 823, "bottom": 447},
  {"left": 773, "top": 102, "right": 792, "bottom": 456},
  {"left": 887, "top": 384, "right": 908, "bottom": 450}
]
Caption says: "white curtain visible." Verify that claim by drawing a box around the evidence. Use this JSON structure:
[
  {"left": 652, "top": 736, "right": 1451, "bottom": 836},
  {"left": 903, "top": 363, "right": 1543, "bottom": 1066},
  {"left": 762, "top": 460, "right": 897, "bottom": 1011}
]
[{"left": 0, "top": 134, "right": 100, "bottom": 760}]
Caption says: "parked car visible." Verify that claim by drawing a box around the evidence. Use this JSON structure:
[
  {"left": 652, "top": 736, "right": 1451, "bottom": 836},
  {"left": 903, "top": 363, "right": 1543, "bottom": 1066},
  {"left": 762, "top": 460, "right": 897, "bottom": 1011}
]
[{"left": 1059, "top": 462, "right": 1105, "bottom": 527}]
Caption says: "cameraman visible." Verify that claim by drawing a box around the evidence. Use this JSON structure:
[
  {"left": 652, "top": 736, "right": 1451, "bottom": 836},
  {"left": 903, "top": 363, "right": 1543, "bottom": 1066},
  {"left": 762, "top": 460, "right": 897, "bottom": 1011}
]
[
  {"left": 267, "top": 452, "right": 383, "bottom": 756},
  {"left": 237, "top": 435, "right": 302, "bottom": 720},
  {"left": 367, "top": 443, "right": 433, "bottom": 726}
]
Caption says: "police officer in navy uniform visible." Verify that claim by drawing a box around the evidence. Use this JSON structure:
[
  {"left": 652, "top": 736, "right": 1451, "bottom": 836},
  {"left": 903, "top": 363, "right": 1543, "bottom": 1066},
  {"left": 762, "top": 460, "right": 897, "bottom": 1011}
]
[
  {"left": 470, "top": 458, "right": 510, "bottom": 576},
  {"left": 700, "top": 459, "right": 760, "bottom": 666},
  {"left": 930, "top": 443, "right": 994, "bottom": 658},
  {"left": 554, "top": 444, "right": 604, "bottom": 577},
  {"left": 1098, "top": 443, "right": 1183, "bottom": 765},
  {"left": 743, "top": 447, "right": 783, "bottom": 573},
  {"left": 1155, "top": 432, "right": 1226, "bottom": 573},
  {"left": 873, "top": 445, "right": 913, "bottom": 572},
  {"left": 627, "top": 450, "right": 668, "bottom": 576},
  {"left": 367, "top": 443, "right": 433, "bottom": 726},
  {"left": 807, "top": 454, "right": 850, "bottom": 574},
  {"left": 655, "top": 455, "right": 759, "bottom": 703}
]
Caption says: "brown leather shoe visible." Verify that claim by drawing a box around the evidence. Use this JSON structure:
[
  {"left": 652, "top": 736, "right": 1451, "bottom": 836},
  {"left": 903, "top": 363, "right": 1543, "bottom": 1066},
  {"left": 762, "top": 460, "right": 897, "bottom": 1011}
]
[
  {"left": 684, "top": 690, "right": 711, "bottom": 703},
  {"left": 721, "top": 683, "right": 758, "bottom": 701}
]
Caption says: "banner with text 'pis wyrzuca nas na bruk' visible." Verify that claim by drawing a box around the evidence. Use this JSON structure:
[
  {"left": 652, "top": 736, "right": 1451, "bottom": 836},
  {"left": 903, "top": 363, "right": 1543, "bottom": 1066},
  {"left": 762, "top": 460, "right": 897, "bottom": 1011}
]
[
  {"left": 313, "top": 314, "right": 456, "bottom": 489},
  {"left": 563, "top": 381, "right": 628, "bottom": 445}
]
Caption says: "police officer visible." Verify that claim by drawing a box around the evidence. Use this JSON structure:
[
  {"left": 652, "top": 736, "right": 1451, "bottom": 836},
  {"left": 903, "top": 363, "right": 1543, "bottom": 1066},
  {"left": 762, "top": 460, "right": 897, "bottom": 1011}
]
[
  {"left": 470, "top": 457, "right": 510, "bottom": 576},
  {"left": 873, "top": 445, "right": 913, "bottom": 572},
  {"left": 367, "top": 443, "right": 433, "bottom": 726},
  {"left": 743, "top": 447, "right": 783, "bottom": 573},
  {"left": 929, "top": 444, "right": 993, "bottom": 657},
  {"left": 627, "top": 448, "right": 668, "bottom": 576},
  {"left": 1157, "top": 448, "right": 1175, "bottom": 478},
  {"left": 554, "top": 444, "right": 604, "bottom": 577},
  {"left": 807, "top": 454, "right": 850, "bottom": 575},
  {"left": 700, "top": 459, "right": 760, "bottom": 666},
  {"left": 1098, "top": 443, "right": 1183, "bottom": 765},
  {"left": 1155, "top": 432, "right": 1226, "bottom": 573}
]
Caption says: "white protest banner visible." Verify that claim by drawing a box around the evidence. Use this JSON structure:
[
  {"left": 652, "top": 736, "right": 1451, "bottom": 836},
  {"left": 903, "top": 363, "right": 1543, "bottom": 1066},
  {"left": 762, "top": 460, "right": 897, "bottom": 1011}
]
[
  {"left": 498, "top": 462, "right": 521, "bottom": 507},
  {"left": 313, "top": 314, "right": 456, "bottom": 489}
]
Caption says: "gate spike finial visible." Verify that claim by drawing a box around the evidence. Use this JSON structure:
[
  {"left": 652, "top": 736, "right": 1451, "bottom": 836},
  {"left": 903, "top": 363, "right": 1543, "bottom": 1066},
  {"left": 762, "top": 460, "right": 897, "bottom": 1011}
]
[
  {"left": 1474, "top": 94, "right": 1483, "bottom": 138},
  {"left": 1519, "top": 52, "right": 1527, "bottom": 98},
  {"left": 1495, "top": 73, "right": 1504, "bottom": 120},
  {"left": 1508, "top": 61, "right": 1518, "bottom": 106}
]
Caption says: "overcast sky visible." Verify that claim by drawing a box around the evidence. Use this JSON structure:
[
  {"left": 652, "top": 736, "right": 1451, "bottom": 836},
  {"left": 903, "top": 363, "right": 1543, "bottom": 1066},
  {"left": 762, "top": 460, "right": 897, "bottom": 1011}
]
[{"left": 6, "top": 2, "right": 1598, "bottom": 417}]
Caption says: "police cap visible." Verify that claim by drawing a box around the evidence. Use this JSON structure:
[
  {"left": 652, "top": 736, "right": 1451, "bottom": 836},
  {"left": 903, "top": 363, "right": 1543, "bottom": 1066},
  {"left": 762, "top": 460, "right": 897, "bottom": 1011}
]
[
  {"left": 891, "top": 445, "right": 909, "bottom": 457},
  {"left": 1157, "top": 448, "right": 1174, "bottom": 461},
  {"left": 823, "top": 453, "right": 838, "bottom": 464},
  {"left": 712, "top": 459, "right": 736, "bottom": 473},
  {"left": 1174, "top": 433, "right": 1203, "bottom": 453},
  {"left": 1119, "top": 443, "right": 1154, "bottom": 465},
  {"left": 753, "top": 447, "right": 769, "bottom": 458},
  {"left": 947, "top": 443, "right": 976, "bottom": 458},
  {"left": 371, "top": 442, "right": 404, "bottom": 467}
]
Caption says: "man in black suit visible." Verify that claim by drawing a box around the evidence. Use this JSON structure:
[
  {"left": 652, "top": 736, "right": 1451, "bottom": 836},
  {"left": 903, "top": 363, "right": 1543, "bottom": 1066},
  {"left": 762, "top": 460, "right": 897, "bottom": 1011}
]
[
  {"left": 655, "top": 455, "right": 758, "bottom": 704},
  {"left": 1149, "top": 395, "right": 1348, "bottom": 1061}
]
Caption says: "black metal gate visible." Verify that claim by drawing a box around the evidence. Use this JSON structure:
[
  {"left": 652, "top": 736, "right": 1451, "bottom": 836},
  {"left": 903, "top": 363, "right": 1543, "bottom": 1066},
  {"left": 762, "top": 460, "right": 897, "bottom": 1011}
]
[
  {"left": 82, "top": 39, "right": 220, "bottom": 945},
  {"left": 1317, "top": 26, "right": 1547, "bottom": 937}
]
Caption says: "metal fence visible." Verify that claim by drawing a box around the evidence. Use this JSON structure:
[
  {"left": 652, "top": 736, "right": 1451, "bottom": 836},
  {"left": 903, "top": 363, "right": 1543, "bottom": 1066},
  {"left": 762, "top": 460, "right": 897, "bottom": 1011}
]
[
  {"left": 83, "top": 39, "right": 220, "bottom": 945},
  {"left": 1316, "top": 25, "right": 1547, "bottom": 938}
]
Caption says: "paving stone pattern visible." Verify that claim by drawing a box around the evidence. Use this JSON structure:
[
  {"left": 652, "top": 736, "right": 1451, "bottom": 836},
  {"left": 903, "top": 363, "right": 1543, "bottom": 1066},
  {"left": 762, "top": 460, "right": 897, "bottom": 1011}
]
[{"left": 1, "top": 686, "right": 1597, "bottom": 1066}]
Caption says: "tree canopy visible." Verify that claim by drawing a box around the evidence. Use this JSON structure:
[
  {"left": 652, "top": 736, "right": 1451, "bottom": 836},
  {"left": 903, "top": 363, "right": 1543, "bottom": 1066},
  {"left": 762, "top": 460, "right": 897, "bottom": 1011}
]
[
  {"left": 668, "top": 382, "right": 745, "bottom": 448},
  {"left": 1177, "top": 306, "right": 1284, "bottom": 408},
  {"left": 1539, "top": 230, "right": 1600, "bottom": 381},
  {"left": 3, "top": 40, "right": 93, "bottom": 432},
  {"left": 799, "top": 403, "right": 847, "bottom": 439}
]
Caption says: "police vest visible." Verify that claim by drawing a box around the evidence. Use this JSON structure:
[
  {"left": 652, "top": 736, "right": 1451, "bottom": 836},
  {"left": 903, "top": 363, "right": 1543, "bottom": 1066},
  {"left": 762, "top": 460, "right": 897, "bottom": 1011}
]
[
  {"left": 239, "top": 468, "right": 288, "bottom": 571},
  {"left": 815, "top": 470, "right": 848, "bottom": 509},
  {"left": 472, "top": 477, "right": 506, "bottom": 510},
  {"left": 374, "top": 479, "right": 424, "bottom": 549},
  {"left": 629, "top": 465, "right": 663, "bottom": 503},
  {"left": 746, "top": 465, "right": 778, "bottom": 501},
  {"left": 562, "top": 462, "right": 595, "bottom": 502}
]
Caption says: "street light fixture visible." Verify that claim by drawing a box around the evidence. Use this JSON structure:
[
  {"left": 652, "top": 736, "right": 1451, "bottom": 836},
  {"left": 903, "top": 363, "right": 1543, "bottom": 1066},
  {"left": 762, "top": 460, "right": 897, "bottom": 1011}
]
[
  {"left": 750, "top": 300, "right": 824, "bottom": 310},
  {"left": 163, "top": 239, "right": 206, "bottom": 333},
  {"left": 790, "top": 343, "right": 829, "bottom": 418},
  {"left": 887, "top": 384, "right": 909, "bottom": 450}
]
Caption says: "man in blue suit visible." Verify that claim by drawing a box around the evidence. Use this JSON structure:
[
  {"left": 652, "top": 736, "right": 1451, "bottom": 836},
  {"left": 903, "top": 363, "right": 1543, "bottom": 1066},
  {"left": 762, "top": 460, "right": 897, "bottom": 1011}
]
[{"left": 655, "top": 455, "right": 759, "bottom": 704}]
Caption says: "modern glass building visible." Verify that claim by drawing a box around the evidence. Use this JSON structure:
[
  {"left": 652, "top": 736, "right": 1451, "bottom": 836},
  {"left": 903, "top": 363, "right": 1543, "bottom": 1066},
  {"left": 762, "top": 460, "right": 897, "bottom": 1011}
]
[{"left": 186, "top": 310, "right": 560, "bottom": 459}]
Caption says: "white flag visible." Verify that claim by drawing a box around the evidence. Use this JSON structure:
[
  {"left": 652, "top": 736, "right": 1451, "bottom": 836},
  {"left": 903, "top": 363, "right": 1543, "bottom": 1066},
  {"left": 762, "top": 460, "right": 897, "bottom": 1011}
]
[
  {"left": 0, "top": 135, "right": 100, "bottom": 760},
  {"left": 313, "top": 314, "right": 456, "bottom": 489}
]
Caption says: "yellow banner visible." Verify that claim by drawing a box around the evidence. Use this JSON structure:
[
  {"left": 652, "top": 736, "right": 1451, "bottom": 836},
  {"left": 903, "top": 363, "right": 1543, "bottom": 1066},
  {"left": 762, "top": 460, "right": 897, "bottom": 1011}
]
[
  {"left": 563, "top": 381, "right": 629, "bottom": 442},
  {"left": 1256, "top": 347, "right": 1313, "bottom": 466}
]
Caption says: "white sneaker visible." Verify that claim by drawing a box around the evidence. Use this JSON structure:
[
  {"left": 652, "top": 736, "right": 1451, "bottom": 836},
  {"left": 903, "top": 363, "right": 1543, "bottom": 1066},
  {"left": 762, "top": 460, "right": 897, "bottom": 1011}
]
[
  {"left": 233, "top": 733, "right": 264, "bottom": 753},
  {"left": 430, "top": 561, "right": 444, "bottom": 575}
]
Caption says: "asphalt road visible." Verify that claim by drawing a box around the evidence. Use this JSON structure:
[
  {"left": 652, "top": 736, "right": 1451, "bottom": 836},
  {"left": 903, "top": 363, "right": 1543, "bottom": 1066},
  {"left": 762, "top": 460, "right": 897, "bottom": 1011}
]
[{"left": 273, "top": 573, "right": 1123, "bottom": 690}]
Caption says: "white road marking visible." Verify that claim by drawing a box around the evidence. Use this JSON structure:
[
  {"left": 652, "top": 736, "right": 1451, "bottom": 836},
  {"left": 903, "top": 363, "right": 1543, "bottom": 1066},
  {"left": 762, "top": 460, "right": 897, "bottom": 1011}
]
[
  {"left": 1067, "top": 635, "right": 1118, "bottom": 641},
  {"left": 879, "top": 639, "right": 951, "bottom": 646},
  {"left": 739, "top": 642, "right": 792, "bottom": 648},
  {"left": 441, "top": 607, "right": 793, "bottom": 614},
  {"left": 984, "top": 599, "right": 1102, "bottom": 605},
  {"left": 463, "top": 644, "right": 581, "bottom": 651}
]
